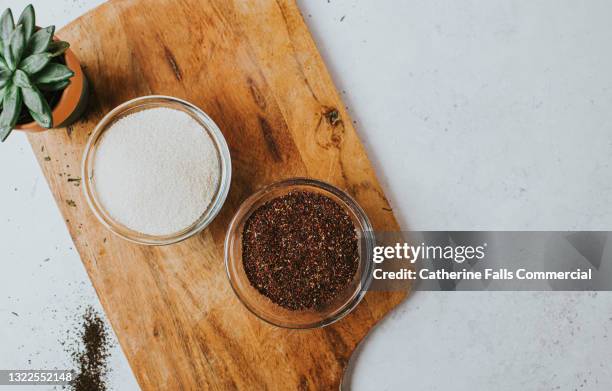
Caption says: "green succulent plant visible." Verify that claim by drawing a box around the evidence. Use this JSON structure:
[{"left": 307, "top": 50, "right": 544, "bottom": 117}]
[{"left": 0, "top": 4, "right": 74, "bottom": 142}]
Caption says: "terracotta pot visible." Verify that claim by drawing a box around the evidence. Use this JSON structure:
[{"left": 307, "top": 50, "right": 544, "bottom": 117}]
[{"left": 15, "top": 44, "right": 88, "bottom": 133}]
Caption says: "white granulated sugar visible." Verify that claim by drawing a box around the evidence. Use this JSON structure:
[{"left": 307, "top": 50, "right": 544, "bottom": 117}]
[{"left": 93, "top": 107, "right": 219, "bottom": 236}]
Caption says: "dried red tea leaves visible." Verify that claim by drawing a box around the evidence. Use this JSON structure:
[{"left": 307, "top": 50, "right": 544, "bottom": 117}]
[{"left": 242, "top": 191, "right": 359, "bottom": 310}]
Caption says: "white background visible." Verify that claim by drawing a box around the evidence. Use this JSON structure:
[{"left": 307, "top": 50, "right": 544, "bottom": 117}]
[{"left": 1, "top": 1, "right": 612, "bottom": 390}]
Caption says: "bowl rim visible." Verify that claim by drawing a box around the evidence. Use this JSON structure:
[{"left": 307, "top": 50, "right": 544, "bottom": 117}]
[
  {"left": 224, "top": 177, "right": 374, "bottom": 329},
  {"left": 81, "top": 95, "right": 232, "bottom": 246}
]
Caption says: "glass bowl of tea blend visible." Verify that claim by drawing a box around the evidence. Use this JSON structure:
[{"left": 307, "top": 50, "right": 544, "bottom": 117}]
[{"left": 224, "top": 178, "right": 374, "bottom": 329}]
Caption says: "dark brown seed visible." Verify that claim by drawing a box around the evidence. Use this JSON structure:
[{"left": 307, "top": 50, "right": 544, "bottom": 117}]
[{"left": 242, "top": 190, "right": 359, "bottom": 310}]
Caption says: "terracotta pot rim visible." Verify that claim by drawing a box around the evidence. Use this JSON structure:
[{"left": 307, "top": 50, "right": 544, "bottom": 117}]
[{"left": 15, "top": 42, "right": 85, "bottom": 133}]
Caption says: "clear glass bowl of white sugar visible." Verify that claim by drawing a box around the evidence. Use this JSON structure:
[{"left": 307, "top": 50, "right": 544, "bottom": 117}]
[{"left": 82, "top": 95, "right": 231, "bottom": 245}]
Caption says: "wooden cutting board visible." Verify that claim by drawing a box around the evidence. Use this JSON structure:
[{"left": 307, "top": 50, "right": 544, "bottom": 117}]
[{"left": 27, "top": 0, "right": 408, "bottom": 389}]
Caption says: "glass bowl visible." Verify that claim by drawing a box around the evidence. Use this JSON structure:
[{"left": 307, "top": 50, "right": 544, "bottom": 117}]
[
  {"left": 82, "top": 95, "right": 231, "bottom": 245},
  {"left": 224, "top": 178, "right": 374, "bottom": 329}
]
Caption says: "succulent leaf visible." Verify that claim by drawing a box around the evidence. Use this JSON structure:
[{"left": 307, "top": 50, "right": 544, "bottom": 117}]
[
  {"left": 17, "top": 5, "right": 35, "bottom": 42},
  {"left": 34, "top": 62, "right": 74, "bottom": 84},
  {"left": 13, "top": 69, "right": 33, "bottom": 89},
  {"left": 27, "top": 25, "right": 54, "bottom": 54},
  {"left": 0, "top": 60, "right": 11, "bottom": 78},
  {"left": 28, "top": 108, "right": 53, "bottom": 129},
  {"left": 0, "top": 67, "right": 11, "bottom": 87},
  {"left": 38, "top": 79, "right": 70, "bottom": 92},
  {"left": 2, "top": 37, "right": 14, "bottom": 70},
  {"left": 0, "top": 58, "right": 9, "bottom": 72},
  {"left": 19, "top": 52, "right": 50, "bottom": 74},
  {"left": 0, "top": 8, "right": 14, "bottom": 46},
  {"left": 0, "top": 82, "right": 22, "bottom": 142},
  {"left": 21, "top": 84, "right": 52, "bottom": 128},
  {"left": 47, "top": 41, "right": 70, "bottom": 57},
  {"left": 9, "top": 24, "right": 26, "bottom": 68}
]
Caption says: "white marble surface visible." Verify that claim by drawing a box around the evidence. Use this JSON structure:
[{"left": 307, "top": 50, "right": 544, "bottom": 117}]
[{"left": 1, "top": 1, "right": 612, "bottom": 390}]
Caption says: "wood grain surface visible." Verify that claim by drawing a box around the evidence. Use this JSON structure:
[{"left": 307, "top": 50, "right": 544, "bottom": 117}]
[{"left": 27, "top": 0, "right": 408, "bottom": 389}]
